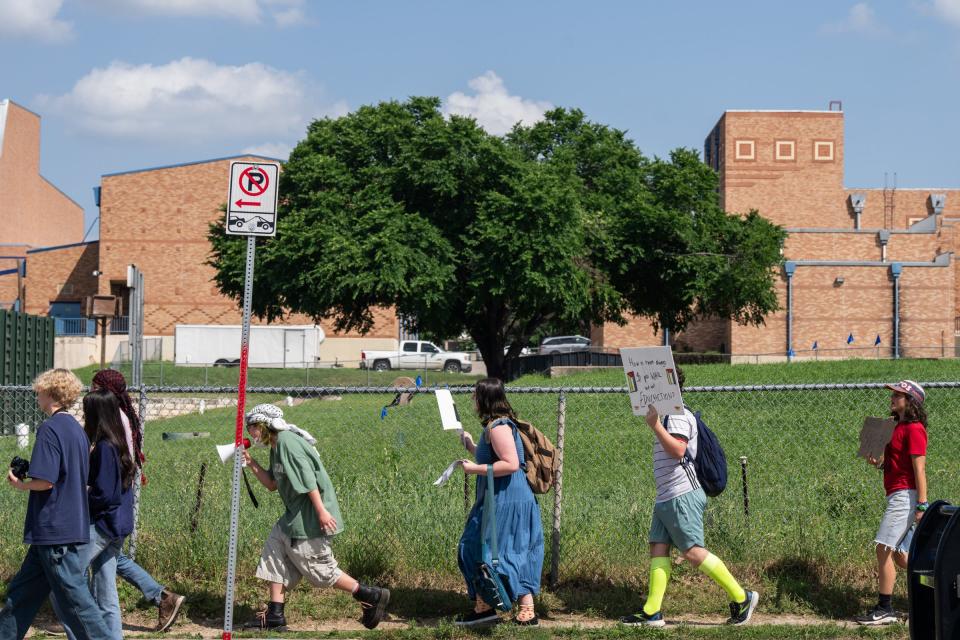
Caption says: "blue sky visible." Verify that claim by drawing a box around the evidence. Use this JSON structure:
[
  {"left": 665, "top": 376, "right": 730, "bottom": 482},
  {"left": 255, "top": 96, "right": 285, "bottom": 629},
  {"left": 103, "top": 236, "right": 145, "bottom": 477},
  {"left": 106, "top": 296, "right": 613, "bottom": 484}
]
[{"left": 2, "top": 0, "right": 959, "bottom": 240}]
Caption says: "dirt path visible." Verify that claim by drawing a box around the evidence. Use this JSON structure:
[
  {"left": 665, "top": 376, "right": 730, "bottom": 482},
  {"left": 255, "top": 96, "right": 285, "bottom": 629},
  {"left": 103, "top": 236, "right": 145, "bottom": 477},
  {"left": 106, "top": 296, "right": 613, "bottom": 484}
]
[{"left": 27, "top": 610, "right": 863, "bottom": 637}]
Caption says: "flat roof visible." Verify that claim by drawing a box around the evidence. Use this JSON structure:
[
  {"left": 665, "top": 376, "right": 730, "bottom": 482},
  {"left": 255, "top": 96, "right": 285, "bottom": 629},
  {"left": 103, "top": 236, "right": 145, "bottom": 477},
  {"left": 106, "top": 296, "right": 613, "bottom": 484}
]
[
  {"left": 102, "top": 154, "right": 284, "bottom": 178},
  {"left": 724, "top": 109, "right": 842, "bottom": 114}
]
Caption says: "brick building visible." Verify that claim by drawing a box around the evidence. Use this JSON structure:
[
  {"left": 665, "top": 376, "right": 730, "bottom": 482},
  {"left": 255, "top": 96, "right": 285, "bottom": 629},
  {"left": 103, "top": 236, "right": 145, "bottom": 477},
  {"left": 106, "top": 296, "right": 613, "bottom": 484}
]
[
  {"left": 95, "top": 156, "right": 399, "bottom": 364},
  {"left": 0, "top": 100, "right": 87, "bottom": 310},
  {"left": 596, "top": 108, "right": 960, "bottom": 360}
]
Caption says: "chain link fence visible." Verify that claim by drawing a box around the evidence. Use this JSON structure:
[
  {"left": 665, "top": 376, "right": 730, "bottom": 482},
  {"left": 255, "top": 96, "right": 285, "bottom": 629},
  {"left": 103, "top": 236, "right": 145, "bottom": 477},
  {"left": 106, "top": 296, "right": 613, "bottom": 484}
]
[{"left": 1, "top": 382, "right": 957, "bottom": 597}]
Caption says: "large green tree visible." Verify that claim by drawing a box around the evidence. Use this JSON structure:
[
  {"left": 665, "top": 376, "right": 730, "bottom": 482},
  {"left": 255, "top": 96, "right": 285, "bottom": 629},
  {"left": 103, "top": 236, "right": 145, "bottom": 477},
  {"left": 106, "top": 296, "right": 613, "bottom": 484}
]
[{"left": 208, "top": 98, "right": 785, "bottom": 379}]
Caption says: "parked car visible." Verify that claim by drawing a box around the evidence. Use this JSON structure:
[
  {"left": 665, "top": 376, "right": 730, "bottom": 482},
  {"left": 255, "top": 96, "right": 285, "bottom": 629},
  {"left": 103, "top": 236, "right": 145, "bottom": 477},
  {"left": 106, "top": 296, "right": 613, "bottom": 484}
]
[
  {"left": 360, "top": 340, "right": 474, "bottom": 373},
  {"left": 538, "top": 335, "right": 591, "bottom": 355}
]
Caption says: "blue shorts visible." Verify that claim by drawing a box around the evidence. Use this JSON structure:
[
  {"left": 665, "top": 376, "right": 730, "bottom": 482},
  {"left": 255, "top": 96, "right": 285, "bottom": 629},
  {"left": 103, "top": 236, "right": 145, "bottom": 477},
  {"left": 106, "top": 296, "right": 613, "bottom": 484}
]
[{"left": 649, "top": 488, "right": 707, "bottom": 551}]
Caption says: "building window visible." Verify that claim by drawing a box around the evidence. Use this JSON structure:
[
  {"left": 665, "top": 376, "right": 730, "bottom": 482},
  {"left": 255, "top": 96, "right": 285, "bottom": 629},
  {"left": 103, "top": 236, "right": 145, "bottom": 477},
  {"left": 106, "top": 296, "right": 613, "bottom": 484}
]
[
  {"left": 735, "top": 139, "right": 755, "bottom": 161},
  {"left": 814, "top": 140, "right": 835, "bottom": 162},
  {"left": 775, "top": 140, "right": 796, "bottom": 161}
]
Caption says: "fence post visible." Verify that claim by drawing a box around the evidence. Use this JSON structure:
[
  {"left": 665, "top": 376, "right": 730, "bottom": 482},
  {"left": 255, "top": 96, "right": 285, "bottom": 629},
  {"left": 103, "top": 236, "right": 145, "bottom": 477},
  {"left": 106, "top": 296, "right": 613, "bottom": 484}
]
[
  {"left": 739, "top": 456, "right": 749, "bottom": 518},
  {"left": 128, "top": 386, "right": 150, "bottom": 560},
  {"left": 549, "top": 392, "right": 566, "bottom": 590}
]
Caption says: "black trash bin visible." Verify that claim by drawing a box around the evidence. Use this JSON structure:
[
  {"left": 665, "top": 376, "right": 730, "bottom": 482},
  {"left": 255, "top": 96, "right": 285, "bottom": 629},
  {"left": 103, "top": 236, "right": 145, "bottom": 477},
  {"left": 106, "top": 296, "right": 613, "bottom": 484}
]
[{"left": 908, "top": 500, "right": 960, "bottom": 639}]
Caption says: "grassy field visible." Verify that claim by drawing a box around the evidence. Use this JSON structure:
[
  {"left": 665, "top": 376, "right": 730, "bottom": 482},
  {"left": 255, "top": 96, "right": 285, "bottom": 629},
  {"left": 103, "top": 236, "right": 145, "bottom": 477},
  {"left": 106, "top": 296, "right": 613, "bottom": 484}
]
[
  {"left": 513, "top": 357, "right": 960, "bottom": 387},
  {"left": 3, "top": 357, "right": 955, "bottom": 628},
  {"left": 71, "top": 362, "right": 481, "bottom": 389}
]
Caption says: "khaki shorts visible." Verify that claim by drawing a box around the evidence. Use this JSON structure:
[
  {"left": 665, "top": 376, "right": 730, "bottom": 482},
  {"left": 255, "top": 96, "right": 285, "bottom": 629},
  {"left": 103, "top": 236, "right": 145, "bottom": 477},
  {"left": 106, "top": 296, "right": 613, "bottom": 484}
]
[{"left": 256, "top": 523, "right": 342, "bottom": 589}]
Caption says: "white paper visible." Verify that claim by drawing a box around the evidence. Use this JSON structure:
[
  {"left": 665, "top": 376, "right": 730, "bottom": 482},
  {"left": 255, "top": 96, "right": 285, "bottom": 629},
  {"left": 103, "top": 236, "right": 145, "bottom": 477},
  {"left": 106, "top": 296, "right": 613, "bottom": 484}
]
[
  {"left": 435, "top": 389, "right": 463, "bottom": 432},
  {"left": 620, "top": 346, "right": 685, "bottom": 416},
  {"left": 433, "top": 460, "right": 464, "bottom": 486}
]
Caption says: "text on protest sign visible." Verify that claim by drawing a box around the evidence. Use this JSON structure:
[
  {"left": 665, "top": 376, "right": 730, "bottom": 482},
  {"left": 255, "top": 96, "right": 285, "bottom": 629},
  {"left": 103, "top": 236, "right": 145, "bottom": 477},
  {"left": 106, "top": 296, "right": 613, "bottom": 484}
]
[{"left": 620, "top": 346, "right": 684, "bottom": 416}]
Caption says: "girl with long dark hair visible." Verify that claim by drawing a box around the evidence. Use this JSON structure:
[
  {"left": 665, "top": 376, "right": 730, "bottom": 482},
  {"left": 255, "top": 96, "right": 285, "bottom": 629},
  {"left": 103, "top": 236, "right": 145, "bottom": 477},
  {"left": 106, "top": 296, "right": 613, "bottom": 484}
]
[
  {"left": 856, "top": 380, "right": 929, "bottom": 626},
  {"left": 91, "top": 369, "right": 185, "bottom": 632},
  {"left": 455, "top": 378, "right": 544, "bottom": 627}
]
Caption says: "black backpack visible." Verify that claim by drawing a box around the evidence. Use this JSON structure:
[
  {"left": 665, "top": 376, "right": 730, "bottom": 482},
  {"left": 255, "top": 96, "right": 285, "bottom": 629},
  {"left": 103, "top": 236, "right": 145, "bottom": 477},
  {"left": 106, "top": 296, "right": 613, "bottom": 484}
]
[{"left": 666, "top": 406, "right": 728, "bottom": 497}]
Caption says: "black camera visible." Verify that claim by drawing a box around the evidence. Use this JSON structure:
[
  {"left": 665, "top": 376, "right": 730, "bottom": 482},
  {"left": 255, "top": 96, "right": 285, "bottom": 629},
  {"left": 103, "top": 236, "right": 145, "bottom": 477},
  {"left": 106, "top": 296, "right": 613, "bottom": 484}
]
[{"left": 10, "top": 457, "right": 30, "bottom": 481}]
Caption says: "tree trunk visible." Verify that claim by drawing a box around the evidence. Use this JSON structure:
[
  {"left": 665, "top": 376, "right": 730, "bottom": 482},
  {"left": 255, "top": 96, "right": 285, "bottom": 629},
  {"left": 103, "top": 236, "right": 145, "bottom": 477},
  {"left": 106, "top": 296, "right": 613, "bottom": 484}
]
[{"left": 474, "top": 334, "right": 508, "bottom": 381}]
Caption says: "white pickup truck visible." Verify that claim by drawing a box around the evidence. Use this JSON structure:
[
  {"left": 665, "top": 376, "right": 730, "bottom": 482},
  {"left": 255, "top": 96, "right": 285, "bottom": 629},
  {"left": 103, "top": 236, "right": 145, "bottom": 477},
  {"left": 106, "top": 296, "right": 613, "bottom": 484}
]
[{"left": 360, "top": 340, "right": 474, "bottom": 373}]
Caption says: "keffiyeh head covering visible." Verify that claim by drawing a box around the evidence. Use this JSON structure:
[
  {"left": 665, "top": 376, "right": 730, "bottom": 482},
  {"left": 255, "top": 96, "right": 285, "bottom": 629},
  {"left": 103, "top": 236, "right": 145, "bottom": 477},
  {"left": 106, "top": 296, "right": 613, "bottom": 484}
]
[{"left": 245, "top": 403, "right": 316, "bottom": 445}]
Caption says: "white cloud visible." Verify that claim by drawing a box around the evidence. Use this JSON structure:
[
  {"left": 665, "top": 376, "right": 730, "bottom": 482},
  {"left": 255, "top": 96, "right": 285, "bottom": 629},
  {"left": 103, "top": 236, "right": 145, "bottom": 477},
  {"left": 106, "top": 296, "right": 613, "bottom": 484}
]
[
  {"left": 265, "top": 0, "right": 307, "bottom": 26},
  {"left": 84, "top": 0, "right": 307, "bottom": 24},
  {"left": 0, "top": 0, "right": 71, "bottom": 42},
  {"left": 820, "top": 2, "right": 890, "bottom": 35},
  {"left": 444, "top": 71, "right": 552, "bottom": 136},
  {"left": 39, "top": 57, "right": 344, "bottom": 142},
  {"left": 929, "top": 0, "right": 960, "bottom": 26},
  {"left": 242, "top": 142, "right": 293, "bottom": 159}
]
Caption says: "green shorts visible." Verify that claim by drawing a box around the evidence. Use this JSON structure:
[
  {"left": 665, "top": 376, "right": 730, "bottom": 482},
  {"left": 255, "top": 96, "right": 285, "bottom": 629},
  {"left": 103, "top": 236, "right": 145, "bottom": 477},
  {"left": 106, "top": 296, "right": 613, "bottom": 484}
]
[{"left": 649, "top": 488, "right": 707, "bottom": 551}]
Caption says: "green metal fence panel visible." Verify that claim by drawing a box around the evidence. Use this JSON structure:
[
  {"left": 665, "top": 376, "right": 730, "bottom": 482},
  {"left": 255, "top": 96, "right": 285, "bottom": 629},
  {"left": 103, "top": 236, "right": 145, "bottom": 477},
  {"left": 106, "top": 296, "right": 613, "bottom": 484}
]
[{"left": 0, "top": 310, "right": 55, "bottom": 386}]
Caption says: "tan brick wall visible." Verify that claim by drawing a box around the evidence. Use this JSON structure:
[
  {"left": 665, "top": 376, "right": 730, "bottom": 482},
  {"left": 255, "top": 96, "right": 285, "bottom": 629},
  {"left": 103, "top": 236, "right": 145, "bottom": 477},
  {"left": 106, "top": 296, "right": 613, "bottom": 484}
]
[
  {"left": 24, "top": 243, "right": 99, "bottom": 315},
  {"left": 594, "top": 315, "right": 729, "bottom": 353},
  {"left": 720, "top": 111, "right": 846, "bottom": 229},
  {"left": 0, "top": 102, "right": 83, "bottom": 248},
  {"left": 846, "top": 188, "right": 960, "bottom": 230},
  {"left": 98, "top": 156, "right": 399, "bottom": 337}
]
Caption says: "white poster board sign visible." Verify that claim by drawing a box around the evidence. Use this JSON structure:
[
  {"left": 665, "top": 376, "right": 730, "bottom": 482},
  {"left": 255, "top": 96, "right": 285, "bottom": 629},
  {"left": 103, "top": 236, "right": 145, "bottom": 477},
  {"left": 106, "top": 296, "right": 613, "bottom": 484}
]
[
  {"left": 620, "top": 346, "right": 684, "bottom": 416},
  {"left": 435, "top": 389, "right": 463, "bottom": 432}
]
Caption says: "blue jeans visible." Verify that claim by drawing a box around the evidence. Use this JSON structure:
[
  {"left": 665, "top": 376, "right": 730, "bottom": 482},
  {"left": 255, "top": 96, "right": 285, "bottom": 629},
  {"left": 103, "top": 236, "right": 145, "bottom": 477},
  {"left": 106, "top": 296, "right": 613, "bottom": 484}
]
[
  {"left": 0, "top": 543, "right": 112, "bottom": 640},
  {"left": 116, "top": 552, "right": 164, "bottom": 604},
  {"left": 52, "top": 526, "right": 124, "bottom": 640}
]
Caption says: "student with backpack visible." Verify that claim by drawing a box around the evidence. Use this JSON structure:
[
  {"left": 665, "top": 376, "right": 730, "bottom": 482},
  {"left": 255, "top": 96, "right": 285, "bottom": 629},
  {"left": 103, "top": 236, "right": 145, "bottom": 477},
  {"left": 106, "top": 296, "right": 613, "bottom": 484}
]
[
  {"left": 855, "top": 380, "right": 929, "bottom": 626},
  {"left": 455, "top": 378, "right": 545, "bottom": 627},
  {"left": 620, "top": 365, "right": 758, "bottom": 627}
]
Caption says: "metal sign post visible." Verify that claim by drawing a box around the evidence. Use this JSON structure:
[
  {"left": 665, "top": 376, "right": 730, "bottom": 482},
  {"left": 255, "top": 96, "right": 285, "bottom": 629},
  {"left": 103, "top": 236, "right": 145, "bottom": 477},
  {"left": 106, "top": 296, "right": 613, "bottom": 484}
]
[
  {"left": 222, "top": 236, "right": 255, "bottom": 640},
  {"left": 223, "top": 160, "right": 277, "bottom": 640}
]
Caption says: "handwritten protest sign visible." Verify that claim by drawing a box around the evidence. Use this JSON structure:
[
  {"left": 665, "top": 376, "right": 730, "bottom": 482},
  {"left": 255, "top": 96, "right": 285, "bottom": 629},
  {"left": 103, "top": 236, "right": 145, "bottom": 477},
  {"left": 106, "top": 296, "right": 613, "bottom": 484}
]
[{"left": 620, "top": 346, "right": 684, "bottom": 416}]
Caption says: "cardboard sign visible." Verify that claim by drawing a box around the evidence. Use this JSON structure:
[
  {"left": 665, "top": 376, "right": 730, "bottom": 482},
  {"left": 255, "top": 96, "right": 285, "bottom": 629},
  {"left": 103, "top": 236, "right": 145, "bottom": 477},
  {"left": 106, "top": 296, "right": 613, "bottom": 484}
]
[
  {"left": 435, "top": 389, "right": 463, "bottom": 432},
  {"left": 620, "top": 346, "right": 684, "bottom": 416},
  {"left": 858, "top": 416, "right": 897, "bottom": 461}
]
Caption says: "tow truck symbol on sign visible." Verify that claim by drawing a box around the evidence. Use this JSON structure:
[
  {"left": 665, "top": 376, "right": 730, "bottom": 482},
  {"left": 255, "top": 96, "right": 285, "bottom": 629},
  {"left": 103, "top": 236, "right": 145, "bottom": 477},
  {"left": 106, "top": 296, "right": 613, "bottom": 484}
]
[{"left": 229, "top": 216, "right": 273, "bottom": 232}]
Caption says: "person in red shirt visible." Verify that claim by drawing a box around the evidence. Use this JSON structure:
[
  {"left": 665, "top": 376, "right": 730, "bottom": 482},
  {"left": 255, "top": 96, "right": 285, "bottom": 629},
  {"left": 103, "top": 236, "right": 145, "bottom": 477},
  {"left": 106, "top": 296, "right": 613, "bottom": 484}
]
[{"left": 855, "top": 380, "right": 928, "bottom": 626}]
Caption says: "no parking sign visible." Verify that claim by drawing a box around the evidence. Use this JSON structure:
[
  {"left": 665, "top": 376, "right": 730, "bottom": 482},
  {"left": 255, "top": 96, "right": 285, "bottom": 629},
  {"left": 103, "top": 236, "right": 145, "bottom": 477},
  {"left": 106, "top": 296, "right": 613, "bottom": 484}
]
[{"left": 226, "top": 161, "right": 280, "bottom": 236}]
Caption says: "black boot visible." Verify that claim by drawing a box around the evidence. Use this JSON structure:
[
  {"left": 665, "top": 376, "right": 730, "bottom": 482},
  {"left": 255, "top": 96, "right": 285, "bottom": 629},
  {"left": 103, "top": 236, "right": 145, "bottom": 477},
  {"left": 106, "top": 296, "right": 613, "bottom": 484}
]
[
  {"left": 243, "top": 601, "right": 288, "bottom": 631},
  {"left": 354, "top": 584, "right": 390, "bottom": 629}
]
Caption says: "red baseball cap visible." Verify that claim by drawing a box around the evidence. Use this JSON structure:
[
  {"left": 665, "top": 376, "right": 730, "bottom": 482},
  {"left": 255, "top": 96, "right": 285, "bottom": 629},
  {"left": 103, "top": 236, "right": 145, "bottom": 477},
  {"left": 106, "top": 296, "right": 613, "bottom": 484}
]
[{"left": 885, "top": 379, "right": 925, "bottom": 405}]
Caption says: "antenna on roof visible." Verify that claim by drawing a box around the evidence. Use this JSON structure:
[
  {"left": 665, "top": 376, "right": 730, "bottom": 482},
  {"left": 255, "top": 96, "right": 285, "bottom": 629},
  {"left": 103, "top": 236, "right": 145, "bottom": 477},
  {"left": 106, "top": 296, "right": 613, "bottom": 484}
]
[{"left": 829, "top": 100, "right": 842, "bottom": 111}]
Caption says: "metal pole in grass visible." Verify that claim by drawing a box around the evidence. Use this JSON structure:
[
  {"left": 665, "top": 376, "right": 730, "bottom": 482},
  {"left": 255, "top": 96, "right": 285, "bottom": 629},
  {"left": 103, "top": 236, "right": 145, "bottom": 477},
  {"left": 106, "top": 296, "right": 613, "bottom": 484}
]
[
  {"left": 190, "top": 462, "right": 208, "bottom": 534},
  {"left": 222, "top": 235, "right": 256, "bottom": 640},
  {"left": 128, "top": 385, "right": 150, "bottom": 560},
  {"left": 739, "top": 456, "right": 749, "bottom": 518},
  {"left": 549, "top": 392, "right": 566, "bottom": 590}
]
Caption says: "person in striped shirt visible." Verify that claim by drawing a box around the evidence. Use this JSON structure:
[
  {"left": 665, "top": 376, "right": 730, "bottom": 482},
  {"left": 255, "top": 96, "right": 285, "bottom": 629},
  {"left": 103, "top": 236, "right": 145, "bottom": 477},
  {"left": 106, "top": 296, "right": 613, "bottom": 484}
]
[{"left": 620, "top": 365, "right": 758, "bottom": 627}]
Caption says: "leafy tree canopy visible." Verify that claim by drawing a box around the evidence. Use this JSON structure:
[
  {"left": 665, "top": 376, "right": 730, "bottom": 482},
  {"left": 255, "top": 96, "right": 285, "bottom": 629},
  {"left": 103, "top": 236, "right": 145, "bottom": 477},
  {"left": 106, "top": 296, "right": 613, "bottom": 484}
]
[{"left": 209, "top": 98, "right": 785, "bottom": 378}]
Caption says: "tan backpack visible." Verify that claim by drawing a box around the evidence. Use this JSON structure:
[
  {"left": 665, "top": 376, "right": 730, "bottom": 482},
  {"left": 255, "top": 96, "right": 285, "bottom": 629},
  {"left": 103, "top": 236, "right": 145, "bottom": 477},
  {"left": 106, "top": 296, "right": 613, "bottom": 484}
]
[{"left": 488, "top": 417, "right": 559, "bottom": 494}]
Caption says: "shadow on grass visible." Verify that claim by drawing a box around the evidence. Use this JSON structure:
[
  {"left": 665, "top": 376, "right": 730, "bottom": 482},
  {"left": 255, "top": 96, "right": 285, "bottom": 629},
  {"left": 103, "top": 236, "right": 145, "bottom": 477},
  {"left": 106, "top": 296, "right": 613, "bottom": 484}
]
[{"left": 765, "top": 556, "right": 874, "bottom": 618}]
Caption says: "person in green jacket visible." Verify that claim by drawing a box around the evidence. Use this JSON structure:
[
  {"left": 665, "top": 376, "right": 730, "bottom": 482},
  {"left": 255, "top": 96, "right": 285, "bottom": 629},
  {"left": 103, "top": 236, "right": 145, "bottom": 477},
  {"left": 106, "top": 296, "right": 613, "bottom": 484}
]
[{"left": 241, "top": 403, "right": 389, "bottom": 631}]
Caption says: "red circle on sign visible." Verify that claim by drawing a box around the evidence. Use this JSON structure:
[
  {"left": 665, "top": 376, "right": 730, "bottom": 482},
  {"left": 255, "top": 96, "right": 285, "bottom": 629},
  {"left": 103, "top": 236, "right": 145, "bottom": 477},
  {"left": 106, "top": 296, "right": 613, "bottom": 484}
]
[{"left": 239, "top": 167, "right": 269, "bottom": 196}]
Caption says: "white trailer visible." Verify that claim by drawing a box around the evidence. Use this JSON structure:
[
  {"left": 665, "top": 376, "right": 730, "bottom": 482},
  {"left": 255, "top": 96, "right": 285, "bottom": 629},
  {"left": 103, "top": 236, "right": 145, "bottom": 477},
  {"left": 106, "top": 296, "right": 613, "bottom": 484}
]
[{"left": 175, "top": 325, "right": 325, "bottom": 368}]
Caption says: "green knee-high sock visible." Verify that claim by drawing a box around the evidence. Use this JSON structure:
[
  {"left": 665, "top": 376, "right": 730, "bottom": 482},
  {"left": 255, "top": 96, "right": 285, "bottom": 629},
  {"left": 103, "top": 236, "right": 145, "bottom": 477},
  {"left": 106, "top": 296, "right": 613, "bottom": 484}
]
[
  {"left": 698, "top": 553, "right": 746, "bottom": 603},
  {"left": 642, "top": 557, "right": 672, "bottom": 615}
]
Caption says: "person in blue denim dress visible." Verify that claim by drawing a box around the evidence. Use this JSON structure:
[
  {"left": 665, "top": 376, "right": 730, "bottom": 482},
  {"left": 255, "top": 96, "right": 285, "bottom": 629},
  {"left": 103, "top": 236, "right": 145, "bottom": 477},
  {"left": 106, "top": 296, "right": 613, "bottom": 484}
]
[{"left": 455, "top": 378, "right": 544, "bottom": 627}]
